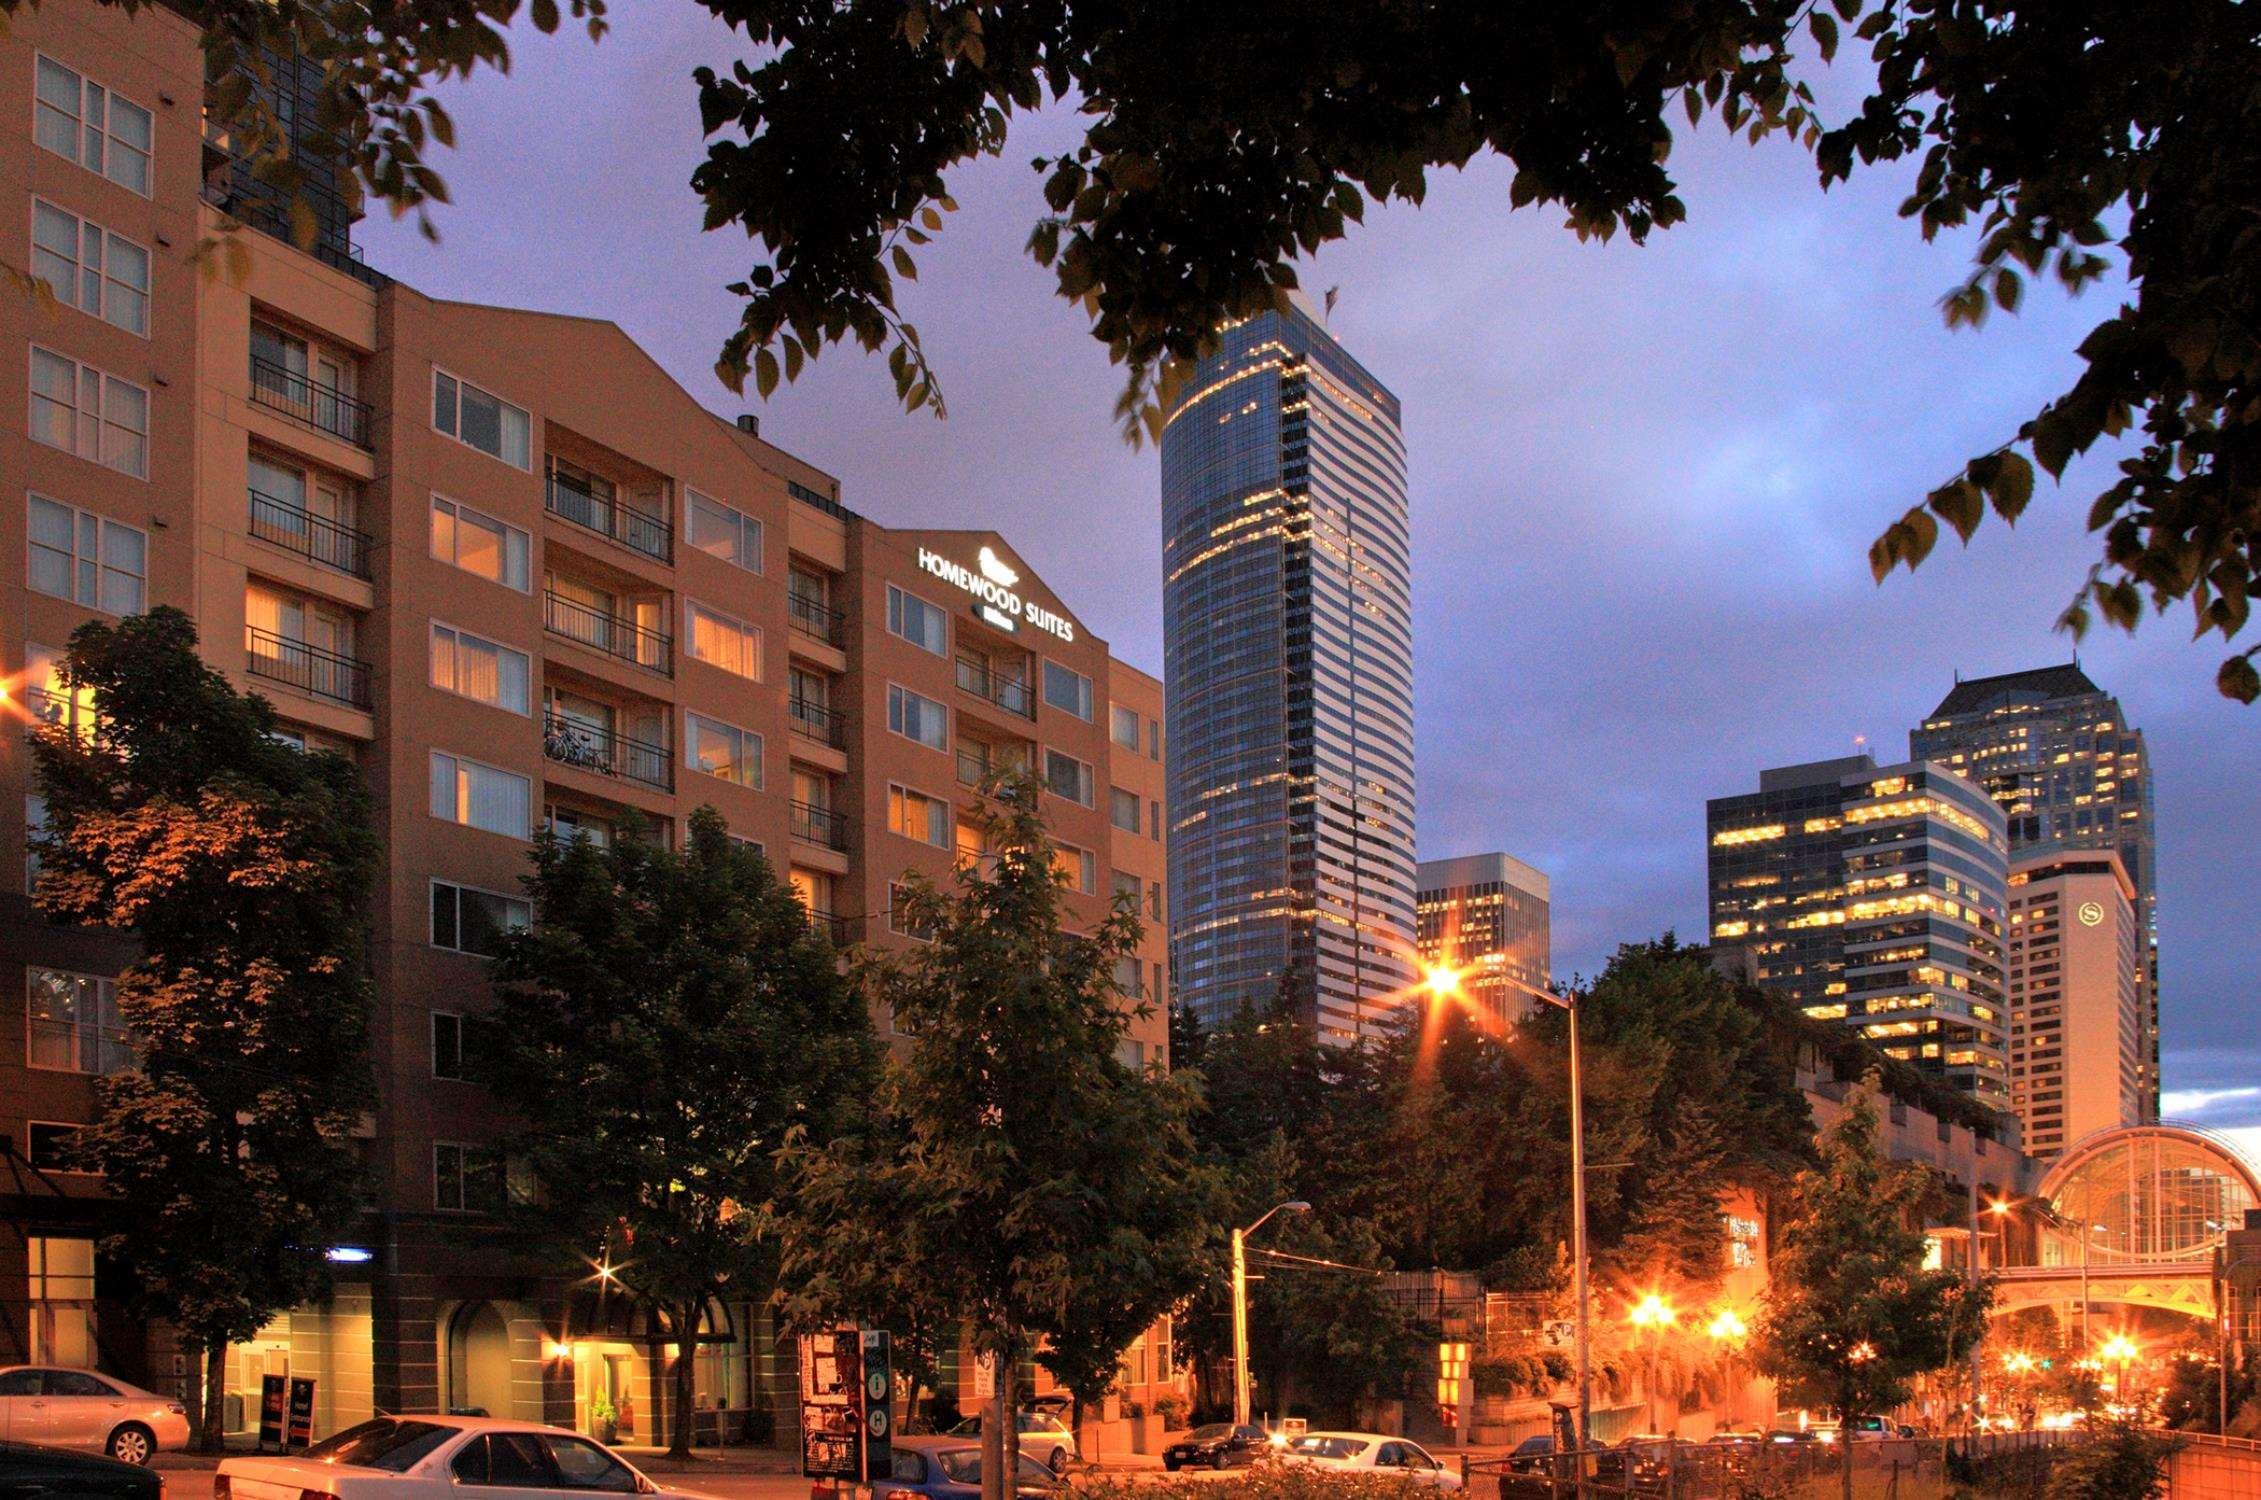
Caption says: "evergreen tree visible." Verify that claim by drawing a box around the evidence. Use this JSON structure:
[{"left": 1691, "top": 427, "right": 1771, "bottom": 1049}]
[
  {"left": 487, "top": 808, "right": 880, "bottom": 1458},
  {"left": 29, "top": 608, "right": 377, "bottom": 1450}
]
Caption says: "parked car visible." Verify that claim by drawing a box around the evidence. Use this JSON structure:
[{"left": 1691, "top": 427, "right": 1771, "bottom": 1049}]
[
  {"left": 945, "top": 1409, "right": 1077, "bottom": 1474},
  {"left": 1161, "top": 1423, "right": 1269, "bottom": 1472},
  {"left": 1503, "top": 1434, "right": 1557, "bottom": 1474},
  {"left": 1280, "top": 1433, "right": 1461, "bottom": 1489},
  {"left": 881, "top": 1435, "right": 1063, "bottom": 1499},
  {"left": 1812, "top": 1415, "right": 1890, "bottom": 1443},
  {"left": 0, "top": 1439, "right": 162, "bottom": 1498},
  {"left": 0, "top": 1367, "right": 190, "bottom": 1466},
  {"left": 214, "top": 1415, "right": 717, "bottom": 1498}
]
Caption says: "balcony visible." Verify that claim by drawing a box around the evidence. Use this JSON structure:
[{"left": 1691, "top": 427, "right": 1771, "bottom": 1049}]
[
  {"left": 806, "top": 908, "right": 856, "bottom": 946},
  {"left": 247, "top": 628, "right": 371, "bottom": 709},
  {"left": 955, "top": 657, "right": 1035, "bottom": 719},
  {"left": 792, "top": 800, "right": 849, "bottom": 851},
  {"left": 543, "top": 711, "right": 673, "bottom": 793},
  {"left": 789, "top": 695, "right": 844, "bottom": 748},
  {"left": 545, "top": 473, "right": 671, "bottom": 563},
  {"left": 544, "top": 591, "right": 672, "bottom": 676},
  {"left": 249, "top": 355, "right": 371, "bottom": 448},
  {"left": 248, "top": 487, "right": 373, "bottom": 579},
  {"left": 789, "top": 590, "right": 845, "bottom": 646}
]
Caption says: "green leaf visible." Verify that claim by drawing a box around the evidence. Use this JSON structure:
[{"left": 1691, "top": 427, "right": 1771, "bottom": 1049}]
[{"left": 754, "top": 347, "right": 780, "bottom": 399}]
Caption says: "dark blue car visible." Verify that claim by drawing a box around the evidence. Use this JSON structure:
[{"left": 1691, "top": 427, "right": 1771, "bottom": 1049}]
[{"left": 881, "top": 1435, "right": 1063, "bottom": 1500}]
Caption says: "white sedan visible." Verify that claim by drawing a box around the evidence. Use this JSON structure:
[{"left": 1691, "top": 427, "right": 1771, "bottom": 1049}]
[
  {"left": 215, "top": 1415, "right": 723, "bottom": 1498},
  {"left": 1279, "top": 1432, "right": 1462, "bottom": 1489},
  {"left": 0, "top": 1364, "right": 192, "bottom": 1465}
]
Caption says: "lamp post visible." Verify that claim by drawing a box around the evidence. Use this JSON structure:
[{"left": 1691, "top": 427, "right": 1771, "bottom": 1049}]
[
  {"left": 1629, "top": 1294, "right": 1676, "bottom": 1434},
  {"left": 2099, "top": 1333, "right": 2139, "bottom": 1411},
  {"left": 1232, "top": 1200, "right": 1311, "bottom": 1426}
]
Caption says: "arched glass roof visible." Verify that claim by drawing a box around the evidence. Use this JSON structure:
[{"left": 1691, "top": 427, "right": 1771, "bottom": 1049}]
[{"left": 2040, "top": 1124, "right": 2261, "bottom": 1265}]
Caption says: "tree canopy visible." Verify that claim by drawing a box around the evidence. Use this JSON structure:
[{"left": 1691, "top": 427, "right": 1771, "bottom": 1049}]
[{"left": 39, "top": 0, "right": 2260, "bottom": 697}]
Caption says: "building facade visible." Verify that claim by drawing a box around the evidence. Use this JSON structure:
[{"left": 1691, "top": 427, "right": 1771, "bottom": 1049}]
[
  {"left": 1707, "top": 756, "right": 2012, "bottom": 1109},
  {"left": 2005, "top": 851, "right": 2143, "bottom": 1160},
  {"left": 1, "top": 0, "right": 1171, "bottom": 1444},
  {"left": 1159, "top": 303, "right": 1417, "bottom": 1044},
  {"left": 1909, "top": 664, "right": 2159, "bottom": 1116},
  {"left": 1414, "top": 852, "right": 1551, "bottom": 1026}
]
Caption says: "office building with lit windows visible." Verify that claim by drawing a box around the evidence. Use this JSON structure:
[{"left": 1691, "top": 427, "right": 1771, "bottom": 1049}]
[
  {"left": 1159, "top": 303, "right": 1417, "bottom": 1043},
  {"left": 1707, "top": 755, "right": 2012, "bottom": 1109},
  {"left": 0, "top": 0, "right": 1172, "bottom": 1447},
  {"left": 1910, "top": 663, "right": 2159, "bottom": 1117},
  {"left": 2006, "top": 851, "right": 2143, "bottom": 1160},
  {"left": 1415, "top": 852, "right": 1551, "bottom": 1026}
]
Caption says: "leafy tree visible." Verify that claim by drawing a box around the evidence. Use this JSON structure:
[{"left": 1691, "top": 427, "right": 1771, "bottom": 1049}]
[
  {"left": 782, "top": 775, "right": 1206, "bottom": 1500},
  {"left": 47, "top": 0, "right": 2255, "bottom": 694},
  {"left": 2038, "top": 1417, "right": 2182, "bottom": 1499},
  {"left": 486, "top": 809, "right": 880, "bottom": 1458},
  {"left": 1752, "top": 1074, "right": 1991, "bottom": 1500},
  {"left": 28, "top": 607, "right": 377, "bottom": 1450}
]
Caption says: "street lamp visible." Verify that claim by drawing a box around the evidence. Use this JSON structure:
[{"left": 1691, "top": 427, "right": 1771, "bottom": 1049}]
[
  {"left": 1629, "top": 1294, "right": 1677, "bottom": 1434},
  {"left": 1707, "top": 1309, "right": 1747, "bottom": 1426},
  {"left": 2099, "top": 1333, "right": 2139, "bottom": 1409},
  {"left": 1232, "top": 1200, "right": 1311, "bottom": 1425}
]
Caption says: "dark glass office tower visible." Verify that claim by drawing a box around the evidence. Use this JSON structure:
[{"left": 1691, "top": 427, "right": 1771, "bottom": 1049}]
[
  {"left": 1160, "top": 304, "right": 1417, "bottom": 1043},
  {"left": 1910, "top": 664, "right": 2160, "bottom": 1118}
]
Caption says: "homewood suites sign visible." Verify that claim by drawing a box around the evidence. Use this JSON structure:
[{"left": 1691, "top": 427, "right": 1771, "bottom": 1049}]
[{"left": 917, "top": 546, "right": 1076, "bottom": 642}]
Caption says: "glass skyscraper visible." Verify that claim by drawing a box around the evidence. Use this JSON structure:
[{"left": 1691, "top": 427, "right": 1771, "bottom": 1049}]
[
  {"left": 1909, "top": 663, "right": 2159, "bottom": 1117},
  {"left": 1160, "top": 304, "right": 1417, "bottom": 1043},
  {"left": 1417, "top": 853, "right": 1552, "bottom": 1029}
]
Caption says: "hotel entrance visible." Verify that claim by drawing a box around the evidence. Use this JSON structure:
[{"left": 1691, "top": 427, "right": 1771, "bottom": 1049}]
[{"left": 571, "top": 1341, "right": 644, "bottom": 1444}]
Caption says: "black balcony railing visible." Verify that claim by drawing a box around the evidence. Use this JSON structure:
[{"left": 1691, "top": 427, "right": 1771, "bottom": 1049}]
[
  {"left": 788, "top": 696, "right": 844, "bottom": 748},
  {"left": 542, "top": 711, "right": 673, "bottom": 792},
  {"left": 792, "top": 800, "right": 849, "bottom": 851},
  {"left": 249, "top": 354, "right": 372, "bottom": 448},
  {"left": 955, "top": 657, "right": 1035, "bottom": 719},
  {"left": 247, "top": 628, "right": 372, "bottom": 708},
  {"left": 545, "top": 475, "right": 672, "bottom": 563},
  {"left": 788, "top": 590, "right": 845, "bottom": 646},
  {"left": 806, "top": 908, "right": 856, "bottom": 945},
  {"left": 543, "top": 591, "right": 672, "bottom": 675},
  {"left": 248, "top": 487, "right": 373, "bottom": 578}
]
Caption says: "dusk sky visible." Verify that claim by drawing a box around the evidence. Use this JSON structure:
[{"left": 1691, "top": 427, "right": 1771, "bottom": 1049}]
[{"left": 361, "top": 13, "right": 2257, "bottom": 1134}]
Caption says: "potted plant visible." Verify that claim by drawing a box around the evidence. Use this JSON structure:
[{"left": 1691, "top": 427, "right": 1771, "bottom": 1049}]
[{"left": 589, "top": 1392, "right": 619, "bottom": 1446}]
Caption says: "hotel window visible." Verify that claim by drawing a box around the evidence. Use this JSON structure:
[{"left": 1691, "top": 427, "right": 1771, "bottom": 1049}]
[
  {"left": 887, "top": 585, "right": 949, "bottom": 656},
  {"left": 546, "top": 805, "right": 613, "bottom": 847},
  {"left": 31, "top": 201, "right": 148, "bottom": 335},
  {"left": 889, "top": 785, "right": 950, "bottom": 848},
  {"left": 1113, "top": 954, "right": 1144, "bottom": 999},
  {"left": 1112, "top": 870, "right": 1142, "bottom": 906},
  {"left": 686, "top": 713, "right": 762, "bottom": 788},
  {"left": 29, "top": 349, "right": 147, "bottom": 478},
  {"left": 430, "top": 880, "right": 531, "bottom": 957},
  {"left": 888, "top": 881, "right": 934, "bottom": 941},
  {"left": 430, "top": 495, "right": 530, "bottom": 590},
  {"left": 686, "top": 601, "right": 762, "bottom": 680},
  {"left": 1053, "top": 843, "right": 1098, "bottom": 895},
  {"left": 433, "top": 1142, "right": 507, "bottom": 1213},
  {"left": 430, "top": 623, "right": 530, "bottom": 715},
  {"left": 1111, "top": 704, "right": 1140, "bottom": 749},
  {"left": 687, "top": 491, "right": 763, "bottom": 572},
  {"left": 432, "top": 369, "right": 530, "bottom": 468},
  {"left": 1149, "top": 721, "right": 1161, "bottom": 759},
  {"left": 33, "top": 56, "right": 151, "bottom": 193},
  {"left": 1109, "top": 786, "right": 1140, "bottom": 833},
  {"left": 23, "top": 643, "right": 97, "bottom": 739},
  {"left": 26, "top": 1123, "right": 85, "bottom": 1173},
  {"left": 1149, "top": 800, "right": 1161, "bottom": 839},
  {"left": 27, "top": 495, "right": 145, "bottom": 613},
  {"left": 431, "top": 1012, "right": 466, "bottom": 1080},
  {"left": 1044, "top": 749, "right": 1094, "bottom": 807},
  {"left": 888, "top": 684, "right": 947, "bottom": 751},
  {"left": 1043, "top": 661, "right": 1093, "bottom": 720},
  {"left": 26, "top": 967, "right": 129, "bottom": 1075},
  {"left": 26, "top": 1237, "right": 96, "bottom": 1367},
  {"left": 429, "top": 752, "right": 531, "bottom": 838},
  {"left": 1149, "top": 881, "right": 1164, "bottom": 921}
]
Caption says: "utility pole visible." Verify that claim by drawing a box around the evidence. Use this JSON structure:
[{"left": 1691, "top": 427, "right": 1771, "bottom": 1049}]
[
  {"left": 1568, "top": 994, "right": 1591, "bottom": 1459},
  {"left": 1232, "top": 1201, "right": 1309, "bottom": 1426}
]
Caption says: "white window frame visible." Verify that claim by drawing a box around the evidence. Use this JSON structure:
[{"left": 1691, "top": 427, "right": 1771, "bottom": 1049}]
[
  {"left": 429, "top": 877, "right": 531, "bottom": 956},
  {"left": 27, "top": 494, "right": 147, "bottom": 615},
  {"left": 684, "top": 600, "right": 763, "bottom": 681},
  {"left": 886, "top": 584, "right": 949, "bottom": 656},
  {"left": 1056, "top": 841, "right": 1098, "bottom": 895},
  {"left": 430, "top": 367, "right": 531, "bottom": 470},
  {"left": 685, "top": 490, "right": 763, "bottom": 573},
  {"left": 1109, "top": 785, "right": 1141, "bottom": 833},
  {"left": 29, "top": 347, "right": 148, "bottom": 478},
  {"left": 888, "top": 783, "right": 952, "bottom": 849},
  {"left": 30, "top": 199, "right": 149, "bottom": 336},
  {"left": 428, "top": 751, "right": 532, "bottom": 840},
  {"left": 429, "top": 494, "right": 531, "bottom": 591},
  {"left": 429, "top": 621, "right": 531, "bottom": 716},
  {"left": 1111, "top": 703, "right": 1140, "bottom": 750},
  {"left": 685, "top": 712, "right": 763, "bottom": 789},
  {"left": 22, "top": 642, "right": 97, "bottom": 739},
  {"left": 1043, "top": 660, "right": 1094, "bottom": 721},
  {"left": 25, "top": 967, "right": 126, "bottom": 1076},
  {"left": 887, "top": 682, "right": 948, "bottom": 752},
  {"left": 33, "top": 54, "right": 152, "bottom": 195},
  {"left": 1043, "top": 747, "right": 1095, "bottom": 808}
]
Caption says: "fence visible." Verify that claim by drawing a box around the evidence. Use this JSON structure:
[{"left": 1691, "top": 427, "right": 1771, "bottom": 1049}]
[{"left": 1466, "top": 1429, "right": 2086, "bottom": 1499}]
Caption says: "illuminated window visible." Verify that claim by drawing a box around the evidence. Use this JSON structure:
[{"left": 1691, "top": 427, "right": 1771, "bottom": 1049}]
[
  {"left": 685, "top": 601, "right": 762, "bottom": 680},
  {"left": 430, "top": 623, "right": 530, "bottom": 714},
  {"left": 430, "top": 495, "right": 530, "bottom": 590},
  {"left": 686, "top": 714, "right": 762, "bottom": 788},
  {"left": 1053, "top": 843, "right": 1098, "bottom": 895},
  {"left": 889, "top": 785, "right": 950, "bottom": 848}
]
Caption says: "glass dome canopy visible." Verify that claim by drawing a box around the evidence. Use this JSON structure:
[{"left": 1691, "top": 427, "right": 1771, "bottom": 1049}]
[{"left": 2040, "top": 1124, "right": 2261, "bottom": 1266}]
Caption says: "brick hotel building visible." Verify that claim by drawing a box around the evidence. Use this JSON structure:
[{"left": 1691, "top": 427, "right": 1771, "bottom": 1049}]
[{"left": 1, "top": 0, "right": 1170, "bottom": 1442}]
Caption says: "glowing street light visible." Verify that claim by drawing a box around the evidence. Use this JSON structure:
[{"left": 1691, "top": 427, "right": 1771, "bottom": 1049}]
[
  {"left": 2100, "top": 1333, "right": 2140, "bottom": 1402},
  {"left": 2003, "top": 1351, "right": 2037, "bottom": 1375},
  {"left": 1629, "top": 1294, "right": 1677, "bottom": 1433},
  {"left": 1706, "top": 1309, "right": 1747, "bottom": 1343},
  {"left": 1423, "top": 963, "right": 1463, "bottom": 1002},
  {"left": 1707, "top": 1309, "right": 1748, "bottom": 1426}
]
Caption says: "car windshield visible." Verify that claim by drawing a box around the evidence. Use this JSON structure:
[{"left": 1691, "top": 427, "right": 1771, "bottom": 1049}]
[
  {"left": 300, "top": 1419, "right": 457, "bottom": 1473},
  {"left": 937, "top": 1449, "right": 1057, "bottom": 1485},
  {"left": 1186, "top": 1425, "right": 1236, "bottom": 1442},
  {"left": 1290, "top": 1437, "right": 1366, "bottom": 1459}
]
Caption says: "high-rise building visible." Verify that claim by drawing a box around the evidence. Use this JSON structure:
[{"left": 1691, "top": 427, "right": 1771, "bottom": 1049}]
[
  {"left": 1910, "top": 663, "right": 2159, "bottom": 1117},
  {"left": 1, "top": 0, "right": 1174, "bottom": 1436},
  {"left": 2005, "top": 851, "right": 2143, "bottom": 1159},
  {"left": 1707, "top": 756, "right": 2012, "bottom": 1108},
  {"left": 1415, "top": 852, "right": 1551, "bottom": 1026},
  {"left": 1159, "top": 303, "right": 1417, "bottom": 1043}
]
